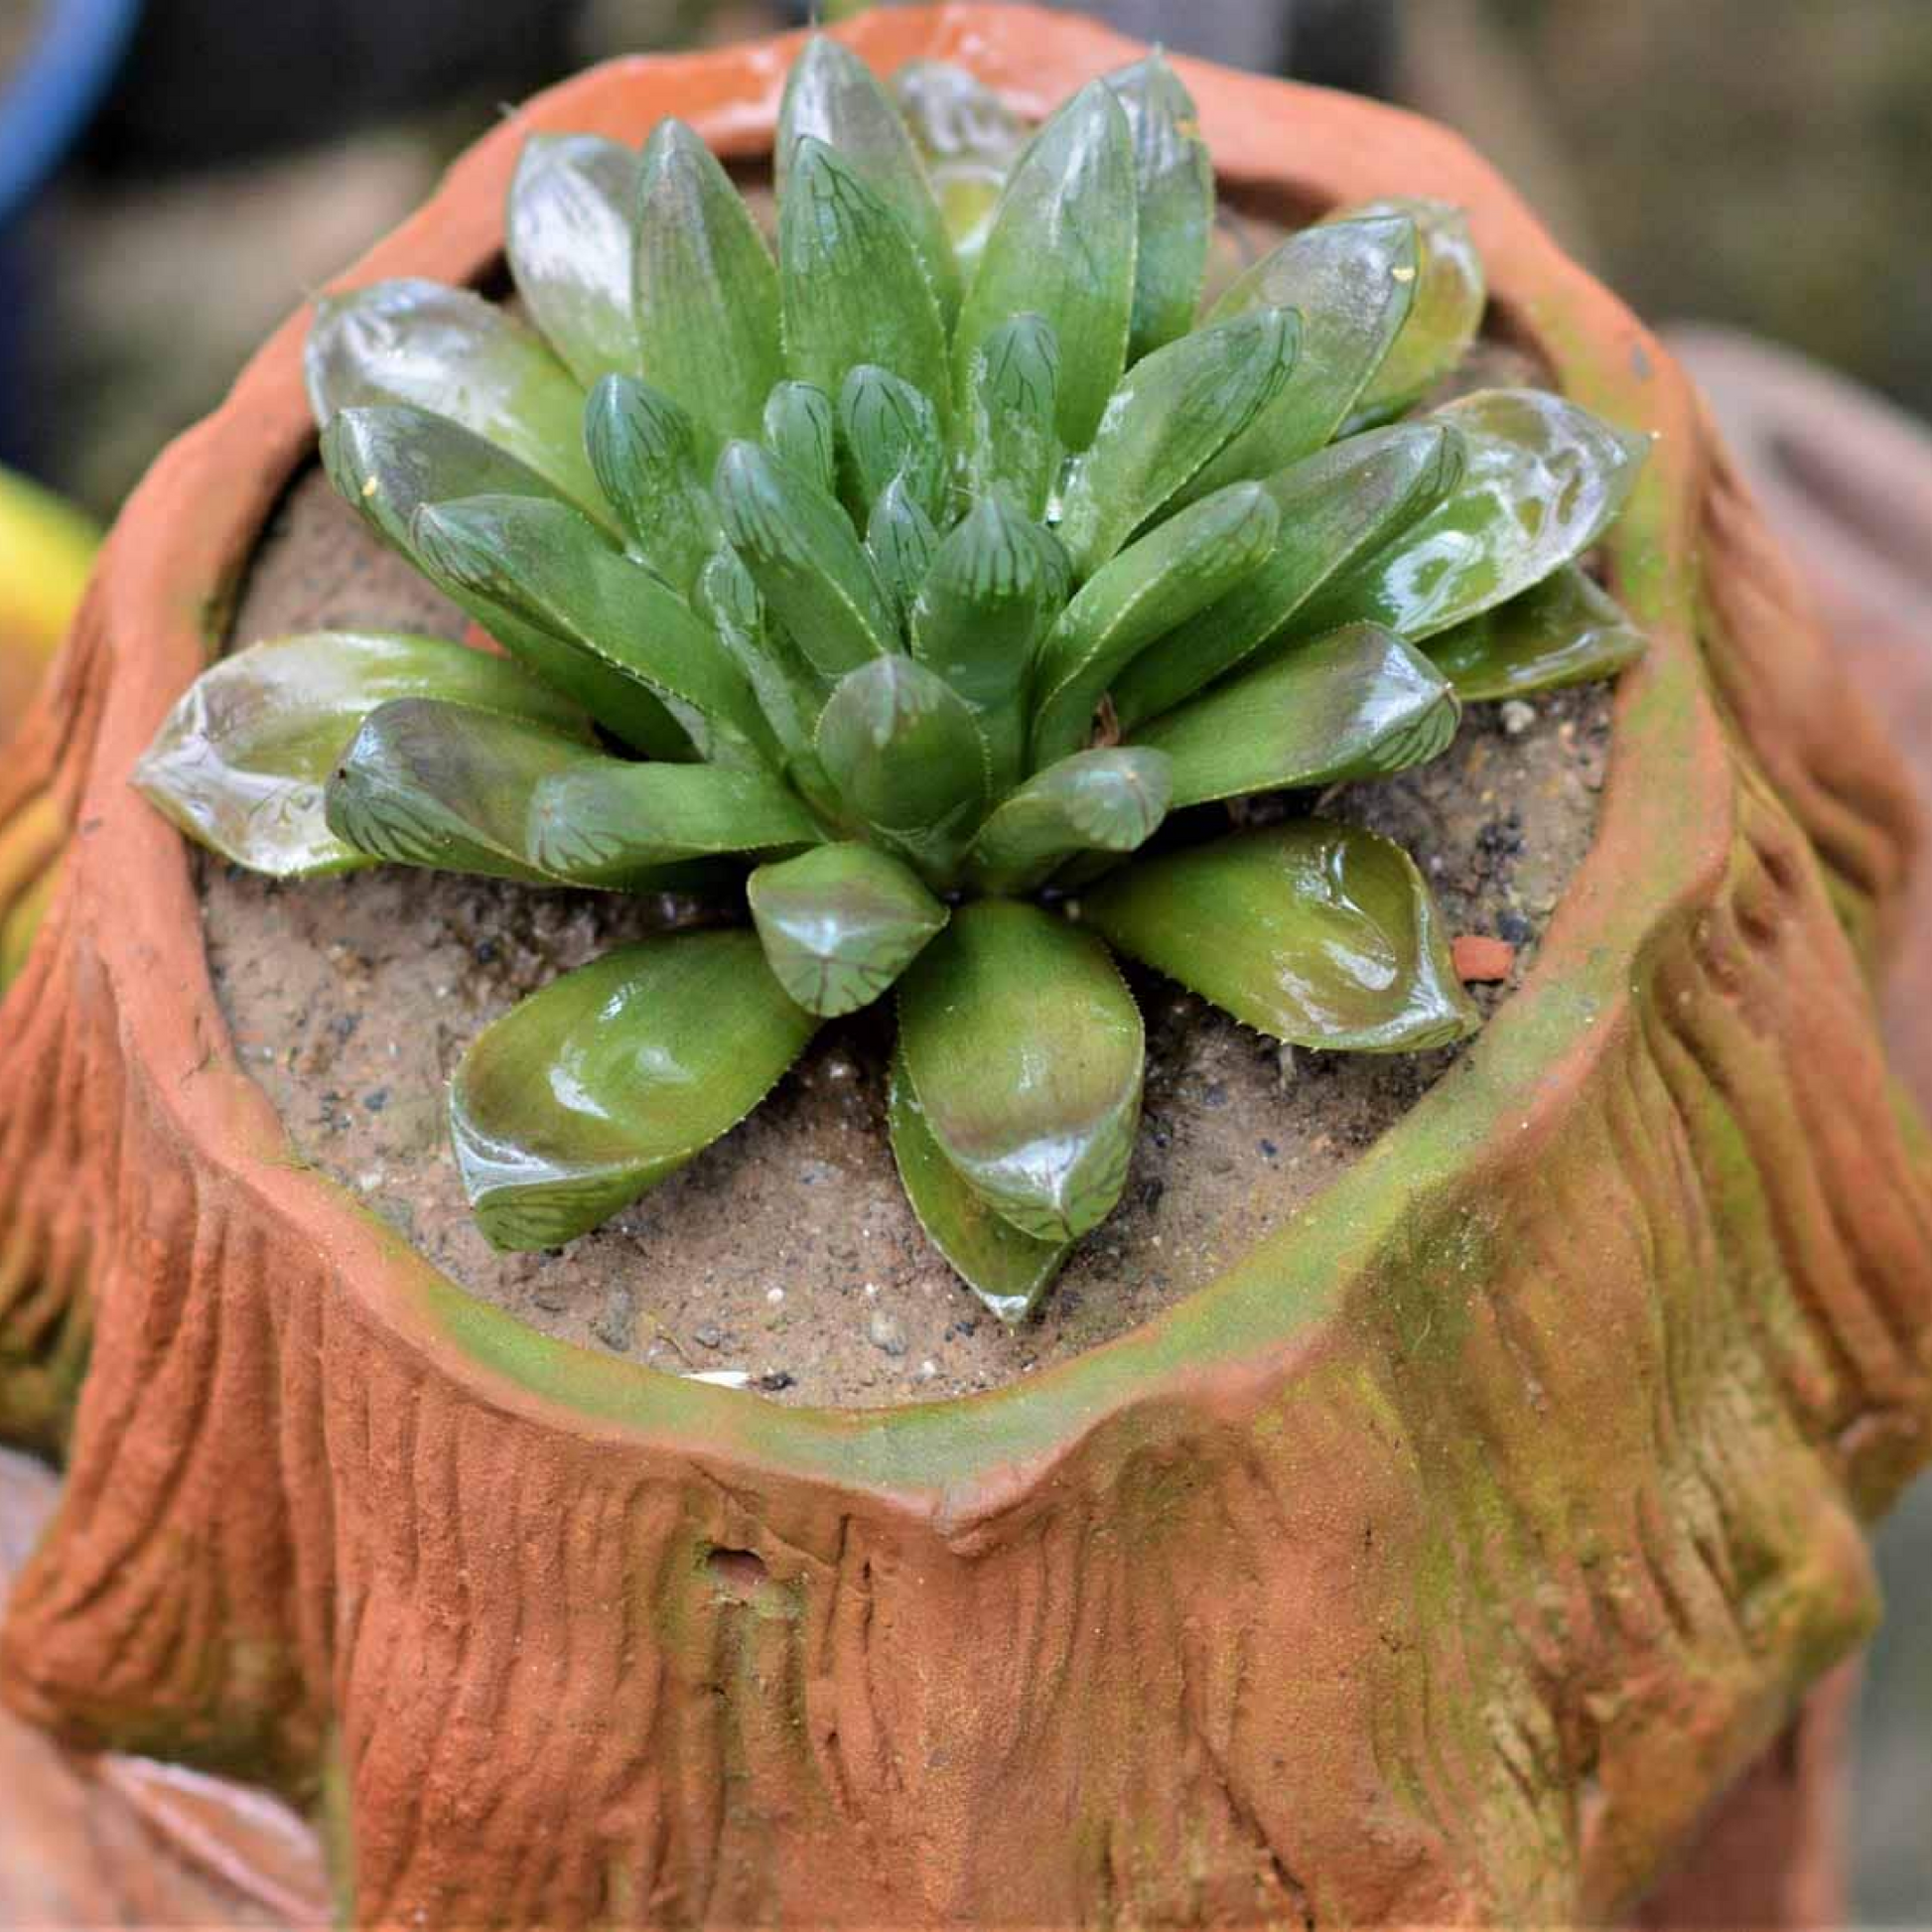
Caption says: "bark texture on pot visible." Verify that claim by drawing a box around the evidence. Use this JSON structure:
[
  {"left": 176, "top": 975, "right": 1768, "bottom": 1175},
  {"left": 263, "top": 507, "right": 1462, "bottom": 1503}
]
[{"left": 2, "top": 8, "right": 1930, "bottom": 1924}]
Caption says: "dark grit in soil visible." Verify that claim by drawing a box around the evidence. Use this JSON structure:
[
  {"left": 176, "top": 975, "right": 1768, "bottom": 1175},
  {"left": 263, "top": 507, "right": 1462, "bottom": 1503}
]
[{"left": 197, "top": 465, "right": 1610, "bottom": 1410}]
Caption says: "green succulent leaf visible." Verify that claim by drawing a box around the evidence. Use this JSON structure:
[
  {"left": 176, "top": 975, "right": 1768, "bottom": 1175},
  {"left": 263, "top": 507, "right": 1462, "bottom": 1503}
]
[
  {"left": 897, "top": 899, "right": 1143, "bottom": 1242},
  {"left": 1133, "top": 622, "right": 1458, "bottom": 806},
  {"left": 1294, "top": 388, "right": 1651, "bottom": 640},
  {"left": 954, "top": 78, "right": 1138, "bottom": 450},
  {"left": 132, "top": 630, "right": 586, "bottom": 879},
  {"left": 583, "top": 375, "right": 719, "bottom": 595},
  {"left": 450, "top": 932, "right": 818, "bottom": 1250},
  {"left": 892, "top": 60, "right": 1026, "bottom": 277},
  {"left": 779, "top": 136, "right": 950, "bottom": 417},
  {"left": 1056, "top": 306, "right": 1297, "bottom": 579},
  {"left": 414, "top": 493, "right": 775, "bottom": 765},
  {"left": 307, "top": 279, "right": 602, "bottom": 511},
  {"left": 633, "top": 119, "right": 782, "bottom": 466},
  {"left": 964, "top": 313, "right": 1061, "bottom": 518},
  {"left": 1188, "top": 212, "right": 1421, "bottom": 496},
  {"left": 1112, "top": 422, "right": 1465, "bottom": 727},
  {"left": 505, "top": 133, "right": 640, "bottom": 388},
  {"left": 1426, "top": 563, "right": 1645, "bottom": 700},
  {"left": 713, "top": 439, "right": 897, "bottom": 679},
  {"left": 967, "top": 747, "right": 1173, "bottom": 895},
  {"left": 1338, "top": 198, "right": 1484, "bottom": 424},
  {"left": 888, "top": 1041, "right": 1068, "bottom": 1321},
  {"left": 325, "top": 698, "right": 814, "bottom": 886},
  {"left": 866, "top": 475, "right": 940, "bottom": 623},
  {"left": 761, "top": 379, "right": 839, "bottom": 497},
  {"left": 779, "top": 36, "right": 959, "bottom": 317},
  {"left": 1084, "top": 820, "right": 1478, "bottom": 1050},
  {"left": 693, "top": 542, "right": 821, "bottom": 761},
  {"left": 838, "top": 364, "right": 945, "bottom": 518},
  {"left": 1106, "top": 52, "right": 1212, "bottom": 358},
  {"left": 1030, "top": 481, "right": 1281, "bottom": 770},
  {"left": 322, "top": 408, "right": 681, "bottom": 756},
  {"left": 748, "top": 841, "right": 947, "bottom": 1016},
  {"left": 815, "top": 654, "right": 991, "bottom": 879},
  {"left": 909, "top": 493, "right": 1048, "bottom": 790}
]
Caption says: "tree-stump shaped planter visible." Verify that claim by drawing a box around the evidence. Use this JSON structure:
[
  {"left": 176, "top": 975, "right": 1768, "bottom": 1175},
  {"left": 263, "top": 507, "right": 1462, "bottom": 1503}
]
[{"left": 3, "top": 8, "right": 1931, "bottom": 1924}]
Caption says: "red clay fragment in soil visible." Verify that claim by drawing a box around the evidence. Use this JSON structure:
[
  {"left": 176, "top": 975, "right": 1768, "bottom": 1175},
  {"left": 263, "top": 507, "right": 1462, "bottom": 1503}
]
[{"left": 1452, "top": 935, "right": 1517, "bottom": 983}]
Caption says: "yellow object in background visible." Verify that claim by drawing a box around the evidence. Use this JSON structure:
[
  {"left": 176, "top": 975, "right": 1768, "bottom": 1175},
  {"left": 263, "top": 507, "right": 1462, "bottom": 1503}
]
[{"left": 0, "top": 464, "right": 99, "bottom": 738}]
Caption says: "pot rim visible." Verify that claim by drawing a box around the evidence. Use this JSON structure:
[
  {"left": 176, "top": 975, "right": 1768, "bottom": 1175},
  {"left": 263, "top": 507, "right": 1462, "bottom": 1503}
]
[{"left": 58, "top": 3, "right": 1725, "bottom": 1520}]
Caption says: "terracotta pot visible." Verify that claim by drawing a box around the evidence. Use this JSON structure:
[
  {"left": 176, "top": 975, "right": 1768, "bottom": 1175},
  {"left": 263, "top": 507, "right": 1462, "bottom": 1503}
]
[{"left": 2, "top": 8, "right": 1930, "bottom": 1924}]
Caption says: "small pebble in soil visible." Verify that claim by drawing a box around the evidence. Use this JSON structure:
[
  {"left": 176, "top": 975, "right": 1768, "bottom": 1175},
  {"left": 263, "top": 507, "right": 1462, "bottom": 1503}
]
[
  {"left": 868, "top": 1310, "right": 907, "bottom": 1357},
  {"left": 694, "top": 1323, "right": 725, "bottom": 1350},
  {"left": 1499, "top": 698, "right": 1538, "bottom": 737}
]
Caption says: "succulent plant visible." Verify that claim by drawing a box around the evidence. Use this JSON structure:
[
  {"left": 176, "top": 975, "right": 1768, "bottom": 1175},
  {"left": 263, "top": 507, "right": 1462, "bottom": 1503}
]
[{"left": 135, "top": 39, "right": 1650, "bottom": 1321}]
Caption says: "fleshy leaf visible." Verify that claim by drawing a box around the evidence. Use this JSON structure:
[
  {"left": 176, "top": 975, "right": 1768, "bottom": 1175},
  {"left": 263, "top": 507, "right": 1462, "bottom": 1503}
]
[
  {"left": 889, "top": 1041, "right": 1068, "bottom": 1322},
  {"left": 694, "top": 542, "right": 822, "bottom": 760},
  {"left": 897, "top": 899, "right": 1143, "bottom": 1242},
  {"left": 815, "top": 654, "right": 990, "bottom": 880},
  {"left": 779, "top": 137, "right": 950, "bottom": 418},
  {"left": 1133, "top": 623, "right": 1458, "bottom": 806},
  {"left": 762, "top": 379, "right": 839, "bottom": 497},
  {"left": 1293, "top": 388, "right": 1651, "bottom": 640},
  {"left": 1338, "top": 198, "right": 1484, "bottom": 424},
  {"left": 584, "top": 375, "right": 719, "bottom": 595},
  {"left": 505, "top": 133, "right": 639, "bottom": 388},
  {"left": 1084, "top": 820, "right": 1478, "bottom": 1050},
  {"left": 968, "top": 747, "right": 1172, "bottom": 895},
  {"left": 414, "top": 493, "right": 775, "bottom": 765},
  {"left": 964, "top": 313, "right": 1061, "bottom": 518},
  {"left": 450, "top": 932, "right": 818, "bottom": 1250},
  {"left": 1187, "top": 213, "right": 1421, "bottom": 496},
  {"left": 838, "top": 364, "right": 945, "bottom": 518},
  {"left": 778, "top": 37, "right": 959, "bottom": 317},
  {"left": 1056, "top": 306, "right": 1297, "bottom": 579},
  {"left": 1106, "top": 53, "right": 1212, "bottom": 358},
  {"left": 132, "top": 630, "right": 586, "bottom": 879},
  {"left": 1113, "top": 423, "right": 1465, "bottom": 727},
  {"left": 321, "top": 406, "right": 680, "bottom": 756},
  {"left": 633, "top": 119, "right": 781, "bottom": 466},
  {"left": 1030, "top": 482, "right": 1281, "bottom": 770},
  {"left": 326, "top": 698, "right": 814, "bottom": 886},
  {"left": 306, "top": 279, "right": 602, "bottom": 510},
  {"left": 892, "top": 60, "right": 1026, "bottom": 276},
  {"left": 909, "top": 493, "right": 1048, "bottom": 790},
  {"left": 1426, "top": 563, "right": 1646, "bottom": 701},
  {"left": 713, "top": 439, "right": 897, "bottom": 678},
  {"left": 953, "top": 79, "right": 1137, "bottom": 450},
  {"left": 748, "top": 842, "right": 947, "bottom": 1016},
  {"left": 866, "top": 476, "right": 939, "bottom": 623}
]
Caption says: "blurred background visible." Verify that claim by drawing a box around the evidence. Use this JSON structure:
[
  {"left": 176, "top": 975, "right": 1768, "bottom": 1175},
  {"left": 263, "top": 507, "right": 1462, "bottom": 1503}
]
[{"left": 0, "top": 0, "right": 1927, "bottom": 1918}]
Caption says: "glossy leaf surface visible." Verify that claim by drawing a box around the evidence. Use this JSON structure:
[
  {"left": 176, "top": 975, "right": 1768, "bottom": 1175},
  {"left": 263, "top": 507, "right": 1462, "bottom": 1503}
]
[
  {"left": 505, "top": 133, "right": 639, "bottom": 387},
  {"left": 1134, "top": 623, "right": 1458, "bottom": 806},
  {"left": 954, "top": 80, "right": 1137, "bottom": 449},
  {"left": 450, "top": 933, "right": 818, "bottom": 1250},
  {"left": 325, "top": 698, "right": 812, "bottom": 885},
  {"left": 1107, "top": 53, "right": 1212, "bottom": 358},
  {"left": 963, "top": 313, "right": 1061, "bottom": 518},
  {"left": 779, "top": 137, "right": 950, "bottom": 413},
  {"left": 306, "top": 279, "right": 601, "bottom": 509},
  {"left": 713, "top": 439, "right": 897, "bottom": 678},
  {"left": 1085, "top": 820, "right": 1478, "bottom": 1049},
  {"left": 1189, "top": 213, "right": 1420, "bottom": 496},
  {"left": 889, "top": 1043, "right": 1068, "bottom": 1322},
  {"left": 584, "top": 375, "right": 718, "bottom": 595},
  {"left": 778, "top": 36, "right": 959, "bottom": 317},
  {"left": 133, "top": 630, "right": 584, "bottom": 879},
  {"left": 893, "top": 60, "right": 1026, "bottom": 275},
  {"left": 1340, "top": 198, "right": 1484, "bottom": 422},
  {"left": 632, "top": 119, "right": 781, "bottom": 465},
  {"left": 1293, "top": 388, "right": 1650, "bottom": 640},
  {"left": 839, "top": 364, "right": 945, "bottom": 518},
  {"left": 816, "top": 654, "right": 990, "bottom": 878},
  {"left": 1030, "top": 482, "right": 1281, "bottom": 769},
  {"left": 762, "top": 379, "right": 839, "bottom": 497},
  {"left": 1113, "top": 423, "right": 1465, "bottom": 727},
  {"left": 1426, "top": 563, "right": 1646, "bottom": 700},
  {"left": 898, "top": 901, "right": 1143, "bottom": 1242},
  {"left": 749, "top": 842, "right": 947, "bottom": 1016},
  {"left": 866, "top": 476, "right": 939, "bottom": 622},
  {"left": 968, "top": 747, "right": 1172, "bottom": 895},
  {"left": 1056, "top": 306, "right": 1296, "bottom": 578}
]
